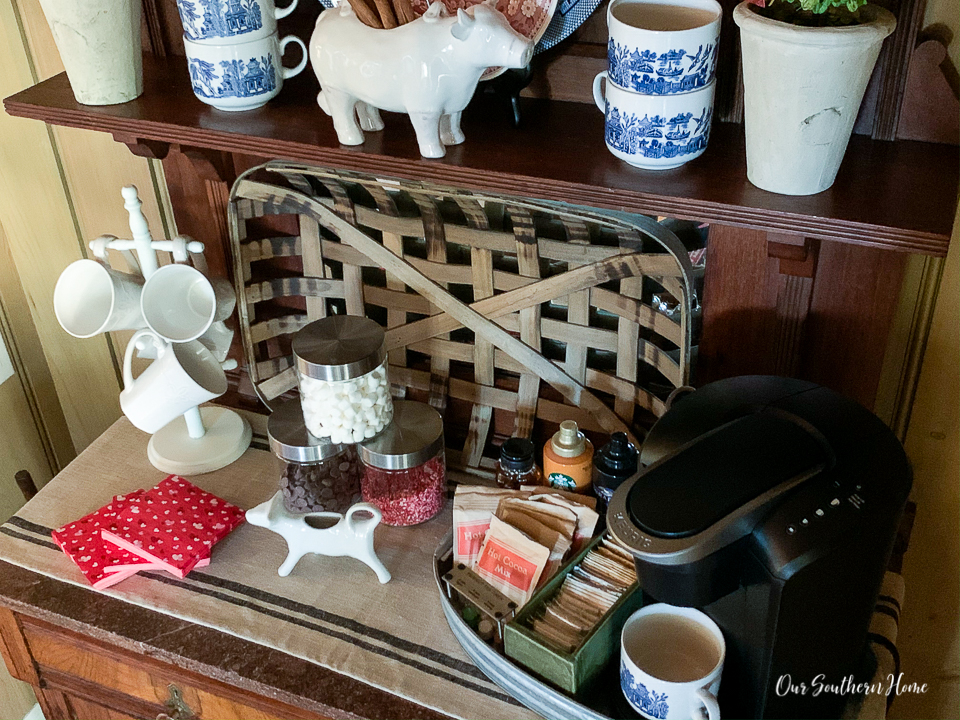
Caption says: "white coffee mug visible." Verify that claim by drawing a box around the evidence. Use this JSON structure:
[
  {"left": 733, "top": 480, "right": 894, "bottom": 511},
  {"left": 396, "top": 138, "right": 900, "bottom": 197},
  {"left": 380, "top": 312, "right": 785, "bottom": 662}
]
[
  {"left": 594, "top": 71, "right": 715, "bottom": 170},
  {"left": 54, "top": 259, "right": 146, "bottom": 338},
  {"left": 621, "top": 603, "right": 725, "bottom": 720},
  {"left": 120, "top": 329, "right": 228, "bottom": 434},
  {"left": 177, "top": 0, "right": 298, "bottom": 44},
  {"left": 141, "top": 263, "right": 219, "bottom": 343},
  {"left": 183, "top": 31, "right": 308, "bottom": 111},
  {"left": 607, "top": 0, "right": 721, "bottom": 95}
]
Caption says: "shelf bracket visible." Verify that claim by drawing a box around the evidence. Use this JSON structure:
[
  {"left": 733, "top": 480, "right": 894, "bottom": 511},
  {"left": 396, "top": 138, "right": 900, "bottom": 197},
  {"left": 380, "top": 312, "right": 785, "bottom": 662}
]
[{"left": 113, "top": 133, "right": 170, "bottom": 160}]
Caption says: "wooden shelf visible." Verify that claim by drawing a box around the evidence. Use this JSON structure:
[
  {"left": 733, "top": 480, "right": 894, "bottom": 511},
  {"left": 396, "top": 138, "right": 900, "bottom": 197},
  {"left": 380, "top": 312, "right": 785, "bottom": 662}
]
[{"left": 5, "top": 54, "right": 956, "bottom": 255}]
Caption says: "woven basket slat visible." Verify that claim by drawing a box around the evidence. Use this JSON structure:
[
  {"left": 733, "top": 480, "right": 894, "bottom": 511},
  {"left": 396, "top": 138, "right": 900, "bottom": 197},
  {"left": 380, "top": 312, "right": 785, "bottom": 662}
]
[
  {"left": 416, "top": 195, "right": 452, "bottom": 415},
  {"left": 510, "top": 205, "right": 543, "bottom": 440},
  {"left": 366, "top": 185, "right": 408, "bottom": 378},
  {"left": 590, "top": 287, "right": 682, "bottom": 345},
  {"left": 456, "top": 196, "right": 496, "bottom": 468},
  {"left": 245, "top": 277, "right": 344, "bottom": 304},
  {"left": 299, "top": 215, "right": 328, "bottom": 321},
  {"left": 229, "top": 163, "right": 696, "bottom": 476}
]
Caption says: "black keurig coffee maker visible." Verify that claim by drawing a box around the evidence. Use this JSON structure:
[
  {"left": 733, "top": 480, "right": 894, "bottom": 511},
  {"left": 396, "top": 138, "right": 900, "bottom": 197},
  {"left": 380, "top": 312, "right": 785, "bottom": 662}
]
[{"left": 607, "top": 376, "right": 911, "bottom": 719}]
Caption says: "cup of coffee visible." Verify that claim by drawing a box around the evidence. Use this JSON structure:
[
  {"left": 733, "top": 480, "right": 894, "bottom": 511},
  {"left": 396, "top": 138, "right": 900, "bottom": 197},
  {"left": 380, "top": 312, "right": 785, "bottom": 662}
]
[
  {"left": 606, "top": 0, "right": 722, "bottom": 95},
  {"left": 177, "top": 0, "right": 298, "bottom": 44},
  {"left": 620, "top": 603, "right": 725, "bottom": 719},
  {"left": 183, "top": 31, "right": 308, "bottom": 111}
]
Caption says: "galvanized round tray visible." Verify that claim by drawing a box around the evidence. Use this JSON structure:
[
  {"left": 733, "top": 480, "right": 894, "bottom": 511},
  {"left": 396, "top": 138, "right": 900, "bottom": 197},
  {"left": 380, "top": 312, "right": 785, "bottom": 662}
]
[{"left": 433, "top": 531, "right": 614, "bottom": 720}]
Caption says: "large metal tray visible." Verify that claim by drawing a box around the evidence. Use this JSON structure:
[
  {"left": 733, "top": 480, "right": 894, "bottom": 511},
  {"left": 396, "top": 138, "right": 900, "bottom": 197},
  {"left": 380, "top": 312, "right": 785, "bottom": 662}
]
[{"left": 433, "top": 532, "right": 638, "bottom": 720}]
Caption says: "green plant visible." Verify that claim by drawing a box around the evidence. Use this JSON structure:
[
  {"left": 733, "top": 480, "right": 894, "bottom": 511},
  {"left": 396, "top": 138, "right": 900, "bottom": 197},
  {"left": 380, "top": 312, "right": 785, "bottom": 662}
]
[{"left": 747, "top": 0, "right": 866, "bottom": 26}]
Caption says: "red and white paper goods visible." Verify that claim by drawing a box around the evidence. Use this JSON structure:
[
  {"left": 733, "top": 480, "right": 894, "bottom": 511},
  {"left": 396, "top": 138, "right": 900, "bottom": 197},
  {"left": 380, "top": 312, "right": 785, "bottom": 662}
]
[
  {"left": 52, "top": 490, "right": 209, "bottom": 589},
  {"left": 452, "top": 486, "right": 530, "bottom": 567},
  {"left": 101, "top": 475, "right": 245, "bottom": 578}
]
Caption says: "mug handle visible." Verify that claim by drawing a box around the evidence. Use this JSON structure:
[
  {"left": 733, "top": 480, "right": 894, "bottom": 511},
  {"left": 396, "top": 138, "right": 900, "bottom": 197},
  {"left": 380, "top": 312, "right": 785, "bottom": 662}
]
[
  {"left": 697, "top": 688, "right": 721, "bottom": 720},
  {"left": 122, "top": 329, "right": 165, "bottom": 390},
  {"left": 275, "top": 0, "right": 298, "bottom": 19},
  {"left": 592, "top": 70, "right": 608, "bottom": 113},
  {"left": 279, "top": 36, "right": 309, "bottom": 80}
]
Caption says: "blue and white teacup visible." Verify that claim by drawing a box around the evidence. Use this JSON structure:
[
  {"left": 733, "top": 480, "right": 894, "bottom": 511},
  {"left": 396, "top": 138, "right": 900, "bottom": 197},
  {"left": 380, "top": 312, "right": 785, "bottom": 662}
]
[
  {"left": 177, "top": 0, "right": 298, "bottom": 44},
  {"left": 184, "top": 32, "right": 308, "bottom": 111},
  {"left": 594, "top": 71, "right": 715, "bottom": 170},
  {"left": 621, "top": 604, "right": 725, "bottom": 720},
  {"left": 607, "top": 0, "right": 721, "bottom": 96}
]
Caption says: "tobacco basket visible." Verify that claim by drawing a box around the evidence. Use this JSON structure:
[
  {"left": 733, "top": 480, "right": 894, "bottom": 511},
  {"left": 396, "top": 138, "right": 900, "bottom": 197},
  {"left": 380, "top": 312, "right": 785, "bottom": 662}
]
[{"left": 227, "top": 161, "right": 695, "bottom": 477}]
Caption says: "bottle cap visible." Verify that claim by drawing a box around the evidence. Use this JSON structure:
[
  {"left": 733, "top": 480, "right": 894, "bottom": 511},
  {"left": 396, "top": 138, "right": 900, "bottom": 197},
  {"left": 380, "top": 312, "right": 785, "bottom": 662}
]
[
  {"left": 551, "top": 420, "right": 587, "bottom": 458},
  {"left": 595, "top": 432, "right": 639, "bottom": 477},
  {"left": 499, "top": 437, "right": 535, "bottom": 472}
]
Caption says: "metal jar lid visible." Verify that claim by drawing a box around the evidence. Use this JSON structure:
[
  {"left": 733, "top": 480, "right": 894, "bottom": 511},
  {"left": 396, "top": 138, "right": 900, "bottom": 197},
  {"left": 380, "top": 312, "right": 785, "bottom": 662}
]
[
  {"left": 358, "top": 400, "right": 444, "bottom": 470},
  {"left": 292, "top": 315, "right": 386, "bottom": 382},
  {"left": 267, "top": 398, "right": 348, "bottom": 463}
]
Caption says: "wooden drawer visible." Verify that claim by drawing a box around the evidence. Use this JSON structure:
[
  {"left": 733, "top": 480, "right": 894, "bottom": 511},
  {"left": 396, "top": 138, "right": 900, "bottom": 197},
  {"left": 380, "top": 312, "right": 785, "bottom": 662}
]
[{"left": 21, "top": 619, "right": 323, "bottom": 720}]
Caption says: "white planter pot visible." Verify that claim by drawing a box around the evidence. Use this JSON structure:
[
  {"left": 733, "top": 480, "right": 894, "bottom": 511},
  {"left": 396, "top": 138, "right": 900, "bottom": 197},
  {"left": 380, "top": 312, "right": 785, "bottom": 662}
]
[
  {"left": 38, "top": 0, "right": 144, "bottom": 105},
  {"left": 734, "top": 2, "right": 895, "bottom": 195}
]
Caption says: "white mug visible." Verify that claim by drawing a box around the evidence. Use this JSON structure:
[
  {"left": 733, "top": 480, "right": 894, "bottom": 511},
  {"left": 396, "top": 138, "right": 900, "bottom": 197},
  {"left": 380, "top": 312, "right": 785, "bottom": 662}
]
[
  {"left": 141, "top": 263, "right": 219, "bottom": 343},
  {"left": 54, "top": 259, "right": 146, "bottom": 338},
  {"left": 120, "top": 329, "right": 228, "bottom": 434},
  {"left": 607, "top": 0, "right": 721, "bottom": 95},
  {"left": 177, "top": 0, "right": 298, "bottom": 44},
  {"left": 594, "top": 71, "right": 714, "bottom": 170},
  {"left": 183, "top": 31, "right": 308, "bottom": 111},
  {"left": 621, "top": 604, "right": 725, "bottom": 719}
]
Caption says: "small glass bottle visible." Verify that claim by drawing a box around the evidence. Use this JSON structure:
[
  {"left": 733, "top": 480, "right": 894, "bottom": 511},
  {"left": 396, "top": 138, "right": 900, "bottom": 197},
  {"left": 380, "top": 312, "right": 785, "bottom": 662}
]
[
  {"left": 495, "top": 437, "right": 541, "bottom": 489},
  {"left": 543, "top": 420, "right": 594, "bottom": 492},
  {"left": 592, "top": 431, "right": 639, "bottom": 509}
]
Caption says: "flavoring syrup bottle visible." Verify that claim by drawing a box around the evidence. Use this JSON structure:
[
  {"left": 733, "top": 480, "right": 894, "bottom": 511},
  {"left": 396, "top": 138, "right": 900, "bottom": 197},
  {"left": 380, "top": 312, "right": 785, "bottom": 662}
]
[{"left": 543, "top": 420, "right": 594, "bottom": 492}]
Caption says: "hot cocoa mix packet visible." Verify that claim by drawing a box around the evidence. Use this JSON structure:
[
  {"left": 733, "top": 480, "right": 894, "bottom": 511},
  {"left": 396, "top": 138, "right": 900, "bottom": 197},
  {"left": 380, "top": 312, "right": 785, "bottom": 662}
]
[{"left": 475, "top": 516, "right": 549, "bottom": 607}]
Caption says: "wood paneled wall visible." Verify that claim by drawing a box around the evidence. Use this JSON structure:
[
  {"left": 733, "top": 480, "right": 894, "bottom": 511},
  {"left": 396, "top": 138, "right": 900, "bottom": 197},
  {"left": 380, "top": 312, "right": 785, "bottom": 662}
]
[{"left": 0, "top": 0, "right": 176, "bottom": 457}]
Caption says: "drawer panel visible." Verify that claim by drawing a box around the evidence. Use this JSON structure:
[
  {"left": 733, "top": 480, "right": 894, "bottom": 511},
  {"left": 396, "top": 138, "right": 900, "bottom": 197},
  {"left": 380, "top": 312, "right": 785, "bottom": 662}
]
[{"left": 22, "top": 621, "right": 319, "bottom": 720}]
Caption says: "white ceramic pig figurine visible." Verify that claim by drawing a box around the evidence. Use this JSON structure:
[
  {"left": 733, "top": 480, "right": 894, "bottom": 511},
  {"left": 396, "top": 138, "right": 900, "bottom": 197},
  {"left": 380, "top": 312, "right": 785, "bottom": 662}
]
[{"left": 310, "top": 0, "right": 534, "bottom": 158}]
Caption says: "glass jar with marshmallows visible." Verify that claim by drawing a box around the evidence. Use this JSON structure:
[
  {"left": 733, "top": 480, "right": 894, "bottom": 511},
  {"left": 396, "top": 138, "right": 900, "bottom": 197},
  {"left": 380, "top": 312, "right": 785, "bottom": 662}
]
[{"left": 292, "top": 315, "right": 393, "bottom": 445}]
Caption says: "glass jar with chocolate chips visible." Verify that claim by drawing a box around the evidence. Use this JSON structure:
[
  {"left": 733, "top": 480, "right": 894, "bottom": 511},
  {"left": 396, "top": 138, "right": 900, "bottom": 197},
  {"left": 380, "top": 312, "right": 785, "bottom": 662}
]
[{"left": 268, "top": 398, "right": 363, "bottom": 514}]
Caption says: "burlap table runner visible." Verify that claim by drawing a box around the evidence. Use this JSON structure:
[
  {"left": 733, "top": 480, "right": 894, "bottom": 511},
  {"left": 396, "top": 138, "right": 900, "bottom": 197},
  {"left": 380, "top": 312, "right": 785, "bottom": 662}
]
[{"left": 0, "top": 416, "right": 539, "bottom": 720}]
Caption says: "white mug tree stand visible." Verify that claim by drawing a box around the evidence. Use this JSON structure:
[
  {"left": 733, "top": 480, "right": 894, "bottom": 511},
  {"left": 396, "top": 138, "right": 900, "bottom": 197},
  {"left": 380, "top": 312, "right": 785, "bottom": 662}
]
[{"left": 55, "top": 185, "right": 251, "bottom": 475}]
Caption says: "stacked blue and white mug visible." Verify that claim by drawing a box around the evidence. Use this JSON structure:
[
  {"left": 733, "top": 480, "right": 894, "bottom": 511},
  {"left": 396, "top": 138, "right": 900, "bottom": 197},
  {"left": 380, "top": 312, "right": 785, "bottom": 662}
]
[
  {"left": 178, "top": 0, "right": 307, "bottom": 111},
  {"left": 593, "top": 0, "right": 721, "bottom": 170}
]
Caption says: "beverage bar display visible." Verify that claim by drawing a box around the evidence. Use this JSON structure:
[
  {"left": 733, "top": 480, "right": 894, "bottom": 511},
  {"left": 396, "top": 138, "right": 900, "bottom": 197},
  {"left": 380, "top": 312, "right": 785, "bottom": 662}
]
[{"left": 11, "top": 0, "right": 930, "bottom": 712}]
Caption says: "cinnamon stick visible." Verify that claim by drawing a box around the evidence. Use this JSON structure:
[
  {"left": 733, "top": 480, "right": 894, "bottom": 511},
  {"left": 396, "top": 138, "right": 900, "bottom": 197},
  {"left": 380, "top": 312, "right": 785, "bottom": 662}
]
[
  {"left": 391, "top": 0, "right": 417, "bottom": 24},
  {"left": 372, "top": 0, "right": 399, "bottom": 27},
  {"left": 348, "top": 0, "right": 383, "bottom": 28}
]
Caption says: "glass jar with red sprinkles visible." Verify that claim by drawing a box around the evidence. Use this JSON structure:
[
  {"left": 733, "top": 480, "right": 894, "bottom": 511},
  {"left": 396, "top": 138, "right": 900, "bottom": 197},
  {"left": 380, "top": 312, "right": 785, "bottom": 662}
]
[{"left": 357, "top": 400, "right": 446, "bottom": 526}]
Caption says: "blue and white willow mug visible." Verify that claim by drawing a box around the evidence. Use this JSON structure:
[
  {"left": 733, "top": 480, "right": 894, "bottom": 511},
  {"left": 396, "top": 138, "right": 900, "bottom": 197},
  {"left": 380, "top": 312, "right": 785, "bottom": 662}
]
[
  {"left": 177, "top": 0, "right": 298, "bottom": 44},
  {"left": 594, "top": 71, "right": 715, "bottom": 170},
  {"left": 621, "top": 604, "right": 725, "bottom": 720},
  {"left": 607, "top": 0, "right": 721, "bottom": 96},
  {"left": 184, "top": 32, "right": 308, "bottom": 111}
]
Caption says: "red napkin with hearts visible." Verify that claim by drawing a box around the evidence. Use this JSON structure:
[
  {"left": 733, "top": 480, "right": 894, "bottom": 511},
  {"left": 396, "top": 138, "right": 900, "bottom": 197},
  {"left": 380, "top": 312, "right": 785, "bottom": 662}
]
[
  {"left": 53, "top": 476, "right": 240, "bottom": 587},
  {"left": 52, "top": 490, "right": 209, "bottom": 589},
  {"left": 101, "top": 475, "right": 246, "bottom": 578}
]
